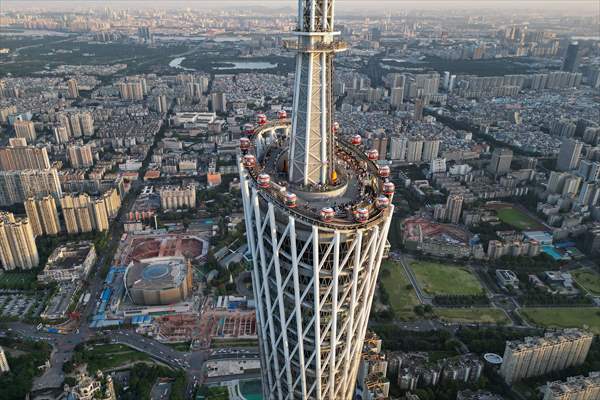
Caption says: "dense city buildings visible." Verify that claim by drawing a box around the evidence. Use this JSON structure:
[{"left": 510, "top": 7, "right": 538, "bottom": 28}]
[{"left": 0, "top": 0, "right": 598, "bottom": 398}]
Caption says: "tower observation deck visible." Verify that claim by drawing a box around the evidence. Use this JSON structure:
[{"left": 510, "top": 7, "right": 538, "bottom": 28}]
[{"left": 238, "top": 1, "right": 395, "bottom": 399}]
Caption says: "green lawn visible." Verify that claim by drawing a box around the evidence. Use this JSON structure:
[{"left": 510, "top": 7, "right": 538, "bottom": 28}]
[
  {"left": 572, "top": 269, "right": 600, "bottom": 295},
  {"left": 75, "top": 343, "right": 153, "bottom": 372},
  {"left": 379, "top": 260, "right": 420, "bottom": 319},
  {"left": 434, "top": 308, "right": 510, "bottom": 324},
  {"left": 496, "top": 207, "right": 544, "bottom": 231},
  {"left": 410, "top": 261, "right": 484, "bottom": 296},
  {"left": 521, "top": 308, "right": 600, "bottom": 334}
]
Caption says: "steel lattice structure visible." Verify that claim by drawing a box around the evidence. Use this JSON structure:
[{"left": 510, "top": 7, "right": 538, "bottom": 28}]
[{"left": 238, "top": 1, "right": 395, "bottom": 399}]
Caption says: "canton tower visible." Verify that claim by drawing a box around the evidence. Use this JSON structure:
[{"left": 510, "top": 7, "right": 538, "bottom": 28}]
[{"left": 238, "top": 0, "right": 395, "bottom": 399}]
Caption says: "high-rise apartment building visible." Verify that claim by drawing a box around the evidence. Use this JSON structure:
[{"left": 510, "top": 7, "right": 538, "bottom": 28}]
[
  {"left": 0, "top": 346, "right": 9, "bottom": 373},
  {"left": 556, "top": 139, "right": 583, "bottom": 172},
  {"left": 421, "top": 139, "right": 440, "bottom": 162},
  {"left": 58, "top": 114, "right": 72, "bottom": 137},
  {"left": 0, "top": 144, "right": 51, "bottom": 171},
  {"left": 13, "top": 120, "right": 36, "bottom": 143},
  {"left": 54, "top": 126, "right": 70, "bottom": 144},
  {"left": 406, "top": 139, "right": 424, "bottom": 162},
  {"left": 499, "top": 329, "right": 593, "bottom": 384},
  {"left": 414, "top": 98, "right": 424, "bottom": 121},
  {"left": 0, "top": 169, "right": 62, "bottom": 206},
  {"left": 211, "top": 92, "right": 227, "bottom": 113},
  {"left": 488, "top": 148, "right": 513, "bottom": 176},
  {"left": 390, "top": 87, "right": 404, "bottom": 108},
  {"left": 159, "top": 184, "right": 196, "bottom": 211},
  {"left": 80, "top": 112, "right": 94, "bottom": 136},
  {"left": 0, "top": 212, "right": 39, "bottom": 271},
  {"left": 389, "top": 136, "right": 407, "bottom": 161},
  {"left": 60, "top": 193, "right": 112, "bottom": 234},
  {"left": 67, "top": 78, "right": 79, "bottom": 98},
  {"left": 68, "top": 144, "right": 94, "bottom": 168},
  {"left": 446, "top": 194, "right": 464, "bottom": 224},
  {"left": 24, "top": 197, "right": 43, "bottom": 237},
  {"left": 69, "top": 114, "right": 82, "bottom": 137},
  {"left": 562, "top": 42, "right": 580, "bottom": 73},
  {"left": 117, "top": 78, "right": 147, "bottom": 100},
  {"left": 25, "top": 196, "right": 61, "bottom": 236},
  {"left": 543, "top": 373, "right": 600, "bottom": 400},
  {"left": 239, "top": 1, "right": 394, "bottom": 398}
]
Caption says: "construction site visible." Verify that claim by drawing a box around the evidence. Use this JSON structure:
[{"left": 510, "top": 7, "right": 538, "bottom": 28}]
[{"left": 139, "top": 296, "right": 257, "bottom": 348}]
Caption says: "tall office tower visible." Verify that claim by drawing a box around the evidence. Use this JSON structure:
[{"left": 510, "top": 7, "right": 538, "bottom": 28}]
[
  {"left": 24, "top": 197, "right": 43, "bottom": 237},
  {"left": 211, "top": 92, "right": 227, "bottom": 113},
  {"left": 0, "top": 212, "right": 39, "bottom": 271},
  {"left": 0, "top": 144, "right": 51, "bottom": 171},
  {"left": 239, "top": 1, "right": 394, "bottom": 398},
  {"left": 79, "top": 112, "right": 94, "bottom": 136},
  {"left": 68, "top": 144, "right": 94, "bottom": 168},
  {"left": 557, "top": 139, "right": 583, "bottom": 172},
  {"left": 69, "top": 114, "right": 82, "bottom": 137},
  {"left": 421, "top": 139, "right": 440, "bottom": 162},
  {"left": 446, "top": 194, "right": 464, "bottom": 224},
  {"left": 54, "top": 126, "right": 70, "bottom": 144},
  {"left": 67, "top": 78, "right": 79, "bottom": 98},
  {"left": 413, "top": 98, "right": 424, "bottom": 121},
  {"left": 0, "top": 346, "right": 9, "bottom": 373},
  {"left": 390, "top": 87, "right": 404, "bottom": 109},
  {"left": 562, "top": 42, "right": 580, "bottom": 73},
  {"left": 500, "top": 329, "right": 593, "bottom": 384},
  {"left": 487, "top": 148, "right": 513, "bottom": 176},
  {"left": 13, "top": 120, "right": 36, "bottom": 143}
]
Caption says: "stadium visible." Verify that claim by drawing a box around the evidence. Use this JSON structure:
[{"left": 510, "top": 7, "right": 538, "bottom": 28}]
[{"left": 124, "top": 256, "right": 193, "bottom": 306}]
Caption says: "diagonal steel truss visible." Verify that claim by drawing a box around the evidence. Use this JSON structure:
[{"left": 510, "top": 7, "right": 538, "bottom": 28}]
[{"left": 240, "top": 168, "right": 394, "bottom": 400}]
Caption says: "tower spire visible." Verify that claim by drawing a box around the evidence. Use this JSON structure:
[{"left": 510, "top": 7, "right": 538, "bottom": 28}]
[{"left": 288, "top": 0, "right": 344, "bottom": 186}]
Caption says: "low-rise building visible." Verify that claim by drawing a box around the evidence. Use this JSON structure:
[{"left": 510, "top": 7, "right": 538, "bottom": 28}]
[{"left": 38, "top": 242, "right": 96, "bottom": 283}]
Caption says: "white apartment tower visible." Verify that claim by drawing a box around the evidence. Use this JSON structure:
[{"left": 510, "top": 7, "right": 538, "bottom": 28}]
[{"left": 239, "top": 1, "right": 394, "bottom": 399}]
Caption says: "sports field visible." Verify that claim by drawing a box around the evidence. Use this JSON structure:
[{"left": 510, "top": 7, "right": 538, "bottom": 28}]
[
  {"left": 410, "top": 261, "right": 484, "bottom": 296},
  {"left": 495, "top": 207, "right": 545, "bottom": 231},
  {"left": 520, "top": 307, "right": 600, "bottom": 334},
  {"left": 0, "top": 271, "right": 38, "bottom": 289},
  {"left": 434, "top": 308, "right": 510, "bottom": 324},
  {"left": 572, "top": 269, "right": 600, "bottom": 296},
  {"left": 379, "top": 260, "right": 420, "bottom": 319}
]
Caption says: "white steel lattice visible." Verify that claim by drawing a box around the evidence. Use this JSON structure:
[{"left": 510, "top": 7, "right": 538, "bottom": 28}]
[{"left": 240, "top": 170, "right": 394, "bottom": 400}]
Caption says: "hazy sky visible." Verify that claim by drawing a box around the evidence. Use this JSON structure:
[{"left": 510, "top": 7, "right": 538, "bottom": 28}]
[{"left": 3, "top": 0, "right": 599, "bottom": 15}]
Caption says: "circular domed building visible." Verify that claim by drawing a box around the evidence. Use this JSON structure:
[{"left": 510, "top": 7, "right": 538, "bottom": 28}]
[{"left": 124, "top": 256, "right": 192, "bottom": 306}]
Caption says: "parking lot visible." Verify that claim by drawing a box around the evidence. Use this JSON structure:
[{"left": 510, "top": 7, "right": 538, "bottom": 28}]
[{"left": 0, "top": 292, "right": 45, "bottom": 319}]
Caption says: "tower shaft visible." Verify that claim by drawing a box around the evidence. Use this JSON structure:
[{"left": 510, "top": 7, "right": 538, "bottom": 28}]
[{"left": 288, "top": 0, "right": 338, "bottom": 186}]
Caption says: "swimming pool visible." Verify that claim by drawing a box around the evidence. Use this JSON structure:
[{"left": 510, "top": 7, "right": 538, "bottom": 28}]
[
  {"left": 239, "top": 380, "right": 262, "bottom": 400},
  {"left": 542, "top": 245, "right": 564, "bottom": 261}
]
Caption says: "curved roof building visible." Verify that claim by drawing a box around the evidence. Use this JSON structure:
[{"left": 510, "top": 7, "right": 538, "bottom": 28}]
[{"left": 125, "top": 256, "right": 192, "bottom": 306}]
